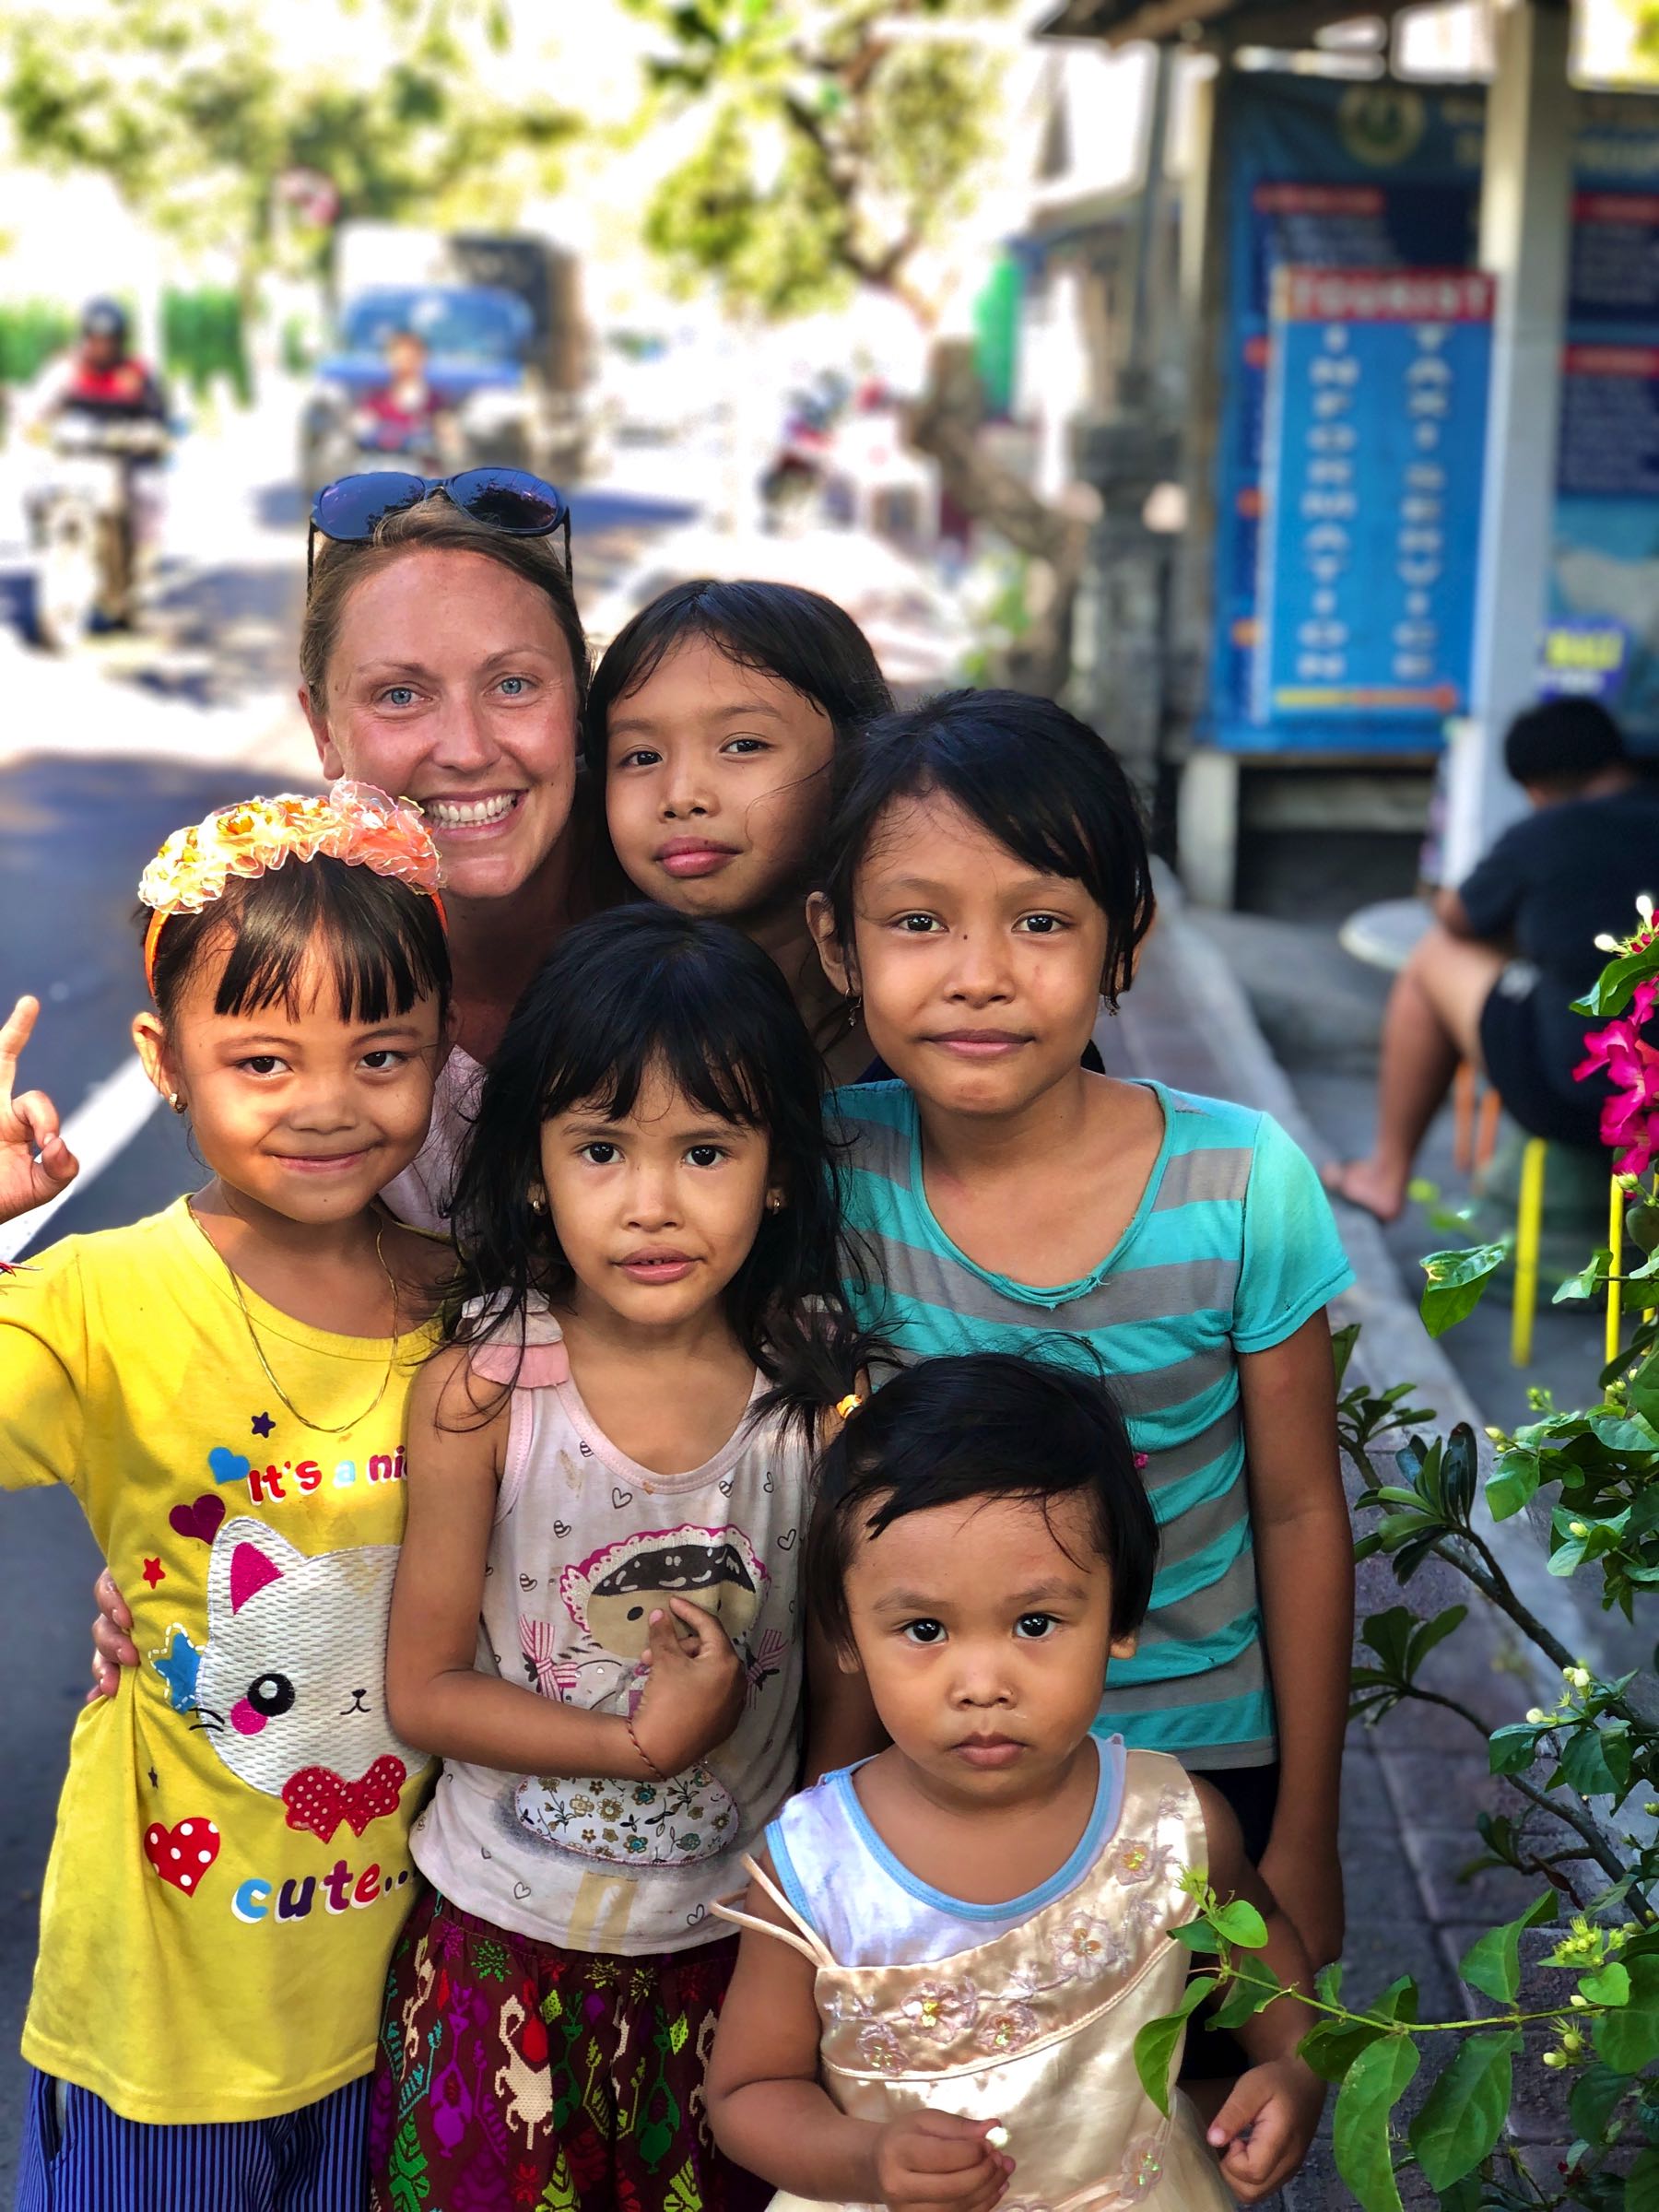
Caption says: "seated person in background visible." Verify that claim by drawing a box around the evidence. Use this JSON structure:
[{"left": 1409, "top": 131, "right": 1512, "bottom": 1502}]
[
  {"left": 1327, "top": 699, "right": 1659, "bottom": 1223},
  {"left": 357, "top": 327, "right": 447, "bottom": 454}
]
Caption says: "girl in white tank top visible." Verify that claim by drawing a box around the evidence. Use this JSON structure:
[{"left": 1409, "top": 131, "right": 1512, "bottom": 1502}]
[
  {"left": 705, "top": 1355, "right": 1326, "bottom": 2212},
  {"left": 371, "top": 909, "right": 882, "bottom": 2212}
]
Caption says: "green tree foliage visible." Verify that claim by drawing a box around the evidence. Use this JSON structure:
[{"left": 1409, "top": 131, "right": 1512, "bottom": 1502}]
[
  {"left": 623, "top": 0, "right": 1016, "bottom": 325},
  {"left": 0, "top": 0, "right": 580, "bottom": 280}
]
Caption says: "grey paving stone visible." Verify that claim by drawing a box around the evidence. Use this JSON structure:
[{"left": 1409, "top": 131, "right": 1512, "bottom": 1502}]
[
  {"left": 1374, "top": 1747, "right": 1536, "bottom": 1830},
  {"left": 1277, "top": 2130, "right": 1442, "bottom": 2209},
  {"left": 1506, "top": 2016, "right": 1591, "bottom": 2147},
  {"left": 1334, "top": 1824, "right": 1430, "bottom": 1923},
  {"left": 1399, "top": 1822, "right": 1577, "bottom": 1928},
  {"left": 1435, "top": 1921, "right": 1578, "bottom": 2028},
  {"left": 1337, "top": 1915, "right": 1465, "bottom": 2029},
  {"left": 1338, "top": 1746, "right": 1393, "bottom": 1829}
]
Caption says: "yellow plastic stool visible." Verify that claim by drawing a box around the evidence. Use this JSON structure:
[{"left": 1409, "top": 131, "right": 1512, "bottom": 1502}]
[
  {"left": 1512, "top": 1158, "right": 1626, "bottom": 1370},
  {"left": 1510, "top": 1138, "right": 1547, "bottom": 1368}
]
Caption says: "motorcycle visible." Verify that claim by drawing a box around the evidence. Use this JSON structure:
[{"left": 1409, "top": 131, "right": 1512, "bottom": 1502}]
[
  {"left": 759, "top": 372, "right": 853, "bottom": 531},
  {"left": 29, "top": 412, "right": 169, "bottom": 651}
]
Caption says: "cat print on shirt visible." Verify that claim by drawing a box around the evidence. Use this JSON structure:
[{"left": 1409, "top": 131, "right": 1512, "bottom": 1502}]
[
  {"left": 512, "top": 1524, "right": 771, "bottom": 1867},
  {"left": 194, "top": 1517, "right": 420, "bottom": 1843}
]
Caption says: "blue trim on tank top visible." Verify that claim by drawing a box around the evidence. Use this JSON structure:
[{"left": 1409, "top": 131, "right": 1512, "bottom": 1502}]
[{"left": 770, "top": 1735, "right": 1125, "bottom": 1935}]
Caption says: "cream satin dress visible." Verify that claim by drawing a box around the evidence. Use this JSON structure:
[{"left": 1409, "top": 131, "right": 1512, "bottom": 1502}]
[{"left": 718, "top": 1745, "right": 1235, "bottom": 2212}]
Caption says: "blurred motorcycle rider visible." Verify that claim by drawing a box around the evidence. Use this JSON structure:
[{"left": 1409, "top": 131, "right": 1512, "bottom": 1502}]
[
  {"left": 18, "top": 300, "right": 170, "bottom": 628},
  {"left": 24, "top": 299, "right": 169, "bottom": 429}
]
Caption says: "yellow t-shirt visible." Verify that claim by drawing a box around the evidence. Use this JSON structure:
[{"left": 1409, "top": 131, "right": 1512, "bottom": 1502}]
[{"left": 0, "top": 1198, "right": 439, "bottom": 2123}]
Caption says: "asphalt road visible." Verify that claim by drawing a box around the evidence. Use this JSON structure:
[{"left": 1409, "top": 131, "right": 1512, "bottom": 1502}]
[{"left": 0, "top": 449, "right": 700, "bottom": 2192}]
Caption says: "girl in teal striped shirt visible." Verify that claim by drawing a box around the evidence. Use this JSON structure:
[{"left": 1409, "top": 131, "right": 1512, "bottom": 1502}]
[{"left": 805, "top": 689, "right": 1355, "bottom": 1992}]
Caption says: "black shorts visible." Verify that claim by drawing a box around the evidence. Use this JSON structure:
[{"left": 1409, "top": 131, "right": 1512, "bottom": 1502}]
[
  {"left": 1478, "top": 968, "right": 1606, "bottom": 1149},
  {"left": 1179, "top": 1761, "right": 1280, "bottom": 2083}
]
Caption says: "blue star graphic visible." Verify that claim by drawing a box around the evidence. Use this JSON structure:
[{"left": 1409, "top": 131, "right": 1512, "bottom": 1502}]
[
  {"left": 149, "top": 1628, "right": 201, "bottom": 1714},
  {"left": 251, "top": 1410, "right": 276, "bottom": 1438}
]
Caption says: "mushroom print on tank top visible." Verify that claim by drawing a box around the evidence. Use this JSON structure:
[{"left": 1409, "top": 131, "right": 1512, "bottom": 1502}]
[{"left": 513, "top": 1525, "right": 770, "bottom": 1865}]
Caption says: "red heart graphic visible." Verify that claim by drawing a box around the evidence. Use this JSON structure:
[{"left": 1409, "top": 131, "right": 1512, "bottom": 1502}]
[
  {"left": 168, "top": 1493, "right": 227, "bottom": 1547},
  {"left": 282, "top": 1755, "right": 407, "bottom": 1842},
  {"left": 144, "top": 1816, "right": 220, "bottom": 1897}
]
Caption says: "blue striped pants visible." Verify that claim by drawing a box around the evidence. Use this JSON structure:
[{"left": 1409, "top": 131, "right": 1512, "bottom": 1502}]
[{"left": 14, "top": 2066, "right": 371, "bottom": 2212}]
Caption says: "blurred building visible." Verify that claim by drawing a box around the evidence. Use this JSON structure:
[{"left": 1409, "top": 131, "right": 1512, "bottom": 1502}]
[{"left": 1003, "top": 0, "right": 1659, "bottom": 912}]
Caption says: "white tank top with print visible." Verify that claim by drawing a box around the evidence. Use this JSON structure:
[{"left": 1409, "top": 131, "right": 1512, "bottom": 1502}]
[{"left": 410, "top": 1297, "right": 810, "bottom": 1956}]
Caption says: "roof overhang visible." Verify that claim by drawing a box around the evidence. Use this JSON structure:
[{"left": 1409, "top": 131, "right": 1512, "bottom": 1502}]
[{"left": 1039, "top": 0, "right": 1403, "bottom": 51}]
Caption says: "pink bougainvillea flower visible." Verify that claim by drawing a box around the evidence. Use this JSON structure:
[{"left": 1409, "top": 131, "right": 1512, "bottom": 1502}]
[
  {"left": 1602, "top": 1086, "right": 1659, "bottom": 1176},
  {"left": 1575, "top": 1018, "right": 1659, "bottom": 1088}
]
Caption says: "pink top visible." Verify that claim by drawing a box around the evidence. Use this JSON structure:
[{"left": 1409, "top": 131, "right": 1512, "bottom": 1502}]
[
  {"left": 410, "top": 1298, "right": 811, "bottom": 1954},
  {"left": 381, "top": 1044, "right": 485, "bottom": 1234}
]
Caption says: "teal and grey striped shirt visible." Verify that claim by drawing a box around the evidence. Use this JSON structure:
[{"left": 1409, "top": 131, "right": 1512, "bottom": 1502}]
[{"left": 830, "top": 1079, "right": 1354, "bottom": 1771}]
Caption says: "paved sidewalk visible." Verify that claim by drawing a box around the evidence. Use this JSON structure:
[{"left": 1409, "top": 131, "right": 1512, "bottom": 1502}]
[{"left": 1105, "top": 882, "right": 1594, "bottom": 2206}]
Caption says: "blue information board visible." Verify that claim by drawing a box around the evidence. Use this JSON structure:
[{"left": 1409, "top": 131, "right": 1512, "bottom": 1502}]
[
  {"left": 1208, "top": 76, "right": 1659, "bottom": 753},
  {"left": 1254, "top": 267, "right": 1493, "bottom": 723}
]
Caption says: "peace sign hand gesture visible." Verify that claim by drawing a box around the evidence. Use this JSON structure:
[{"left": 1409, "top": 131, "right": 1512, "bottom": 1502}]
[{"left": 0, "top": 996, "right": 79, "bottom": 1227}]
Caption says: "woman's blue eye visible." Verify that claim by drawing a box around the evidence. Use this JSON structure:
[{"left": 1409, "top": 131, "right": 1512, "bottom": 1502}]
[
  {"left": 901, "top": 1618, "right": 945, "bottom": 1645},
  {"left": 382, "top": 686, "right": 416, "bottom": 709},
  {"left": 499, "top": 676, "right": 528, "bottom": 697}
]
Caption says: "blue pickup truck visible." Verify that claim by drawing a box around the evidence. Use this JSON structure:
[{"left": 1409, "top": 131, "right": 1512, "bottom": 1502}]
[{"left": 300, "top": 236, "right": 588, "bottom": 490}]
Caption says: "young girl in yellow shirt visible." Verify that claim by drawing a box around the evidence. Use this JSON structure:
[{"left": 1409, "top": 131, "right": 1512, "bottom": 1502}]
[{"left": 1, "top": 784, "right": 450, "bottom": 2212}]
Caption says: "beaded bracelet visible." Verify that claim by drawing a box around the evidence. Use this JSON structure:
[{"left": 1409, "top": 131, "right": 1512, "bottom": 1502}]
[{"left": 626, "top": 1711, "right": 667, "bottom": 1783}]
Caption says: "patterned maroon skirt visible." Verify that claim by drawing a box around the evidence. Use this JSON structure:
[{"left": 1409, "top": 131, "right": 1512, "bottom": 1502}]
[{"left": 371, "top": 1887, "right": 771, "bottom": 2212}]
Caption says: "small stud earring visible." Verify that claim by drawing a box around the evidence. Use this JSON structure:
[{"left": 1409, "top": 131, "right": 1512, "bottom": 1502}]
[
  {"left": 765, "top": 1192, "right": 784, "bottom": 1214},
  {"left": 528, "top": 1188, "right": 547, "bottom": 1216},
  {"left": 167, "top": 1091, "right": 185, "bottom": 1115}
]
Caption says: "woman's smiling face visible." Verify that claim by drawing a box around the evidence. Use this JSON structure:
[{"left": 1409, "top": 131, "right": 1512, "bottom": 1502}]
[{"left": 303, "top": 545, "right": 581, "bottom": 911}]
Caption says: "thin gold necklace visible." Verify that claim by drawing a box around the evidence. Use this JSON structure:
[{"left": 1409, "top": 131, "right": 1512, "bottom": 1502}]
[{"left": 189, "top": 1200, "right": 401, "bottom": 1436}]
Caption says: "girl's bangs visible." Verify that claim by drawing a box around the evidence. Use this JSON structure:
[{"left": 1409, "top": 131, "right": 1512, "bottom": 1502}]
[
  {"left": 536, "top": 982, "right": 769, "bottom": 1130},
  {"left": 211, "top": 865, "right": 448, "bottom": 1024},
  {"left": 905, "top": 754, "right": 1101, "bottom": 890}
]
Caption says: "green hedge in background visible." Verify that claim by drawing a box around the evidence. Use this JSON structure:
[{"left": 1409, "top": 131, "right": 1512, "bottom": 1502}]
[
  {"left": 161, "top": 288, "right": 252, "bottom": 406},
  {"left": 0, "top": 302, "right": 78, "bottom": 385}
]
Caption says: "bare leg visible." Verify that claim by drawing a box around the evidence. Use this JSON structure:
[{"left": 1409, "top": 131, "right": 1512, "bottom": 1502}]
[{"left": 1326, "top": 927, "right": 1507, "bottom": 1222}]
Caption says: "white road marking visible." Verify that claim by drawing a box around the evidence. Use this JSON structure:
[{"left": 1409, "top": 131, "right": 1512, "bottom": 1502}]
[{"left": 1, "top": 1053, "right": 164, "bottom": 1263}]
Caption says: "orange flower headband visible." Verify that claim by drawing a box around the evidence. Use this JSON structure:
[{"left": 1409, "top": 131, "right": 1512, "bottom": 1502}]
[{"left": 138, "top": 781, "right": 446, "bottom": 995}]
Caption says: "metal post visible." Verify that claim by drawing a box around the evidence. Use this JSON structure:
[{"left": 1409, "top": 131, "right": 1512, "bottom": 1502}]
[
  {"left": 1443, "top": 0, "right": 1573, "bottom": 883},
  {"left": 1124, "top": 42, "right": 1174, "bottom": 397}
]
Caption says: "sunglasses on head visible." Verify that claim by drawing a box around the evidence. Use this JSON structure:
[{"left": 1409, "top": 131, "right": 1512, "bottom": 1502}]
[{"left": 306, "top": 469, "right": 571, "bottom": 587}]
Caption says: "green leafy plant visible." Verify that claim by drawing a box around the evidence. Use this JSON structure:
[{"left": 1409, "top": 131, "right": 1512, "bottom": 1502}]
[
  {"left": 1136, "top": 916, "right": 1659, "bottom": 2206},
  {"left": 0, "top": 0, "right": 579, "bottom": 287}
]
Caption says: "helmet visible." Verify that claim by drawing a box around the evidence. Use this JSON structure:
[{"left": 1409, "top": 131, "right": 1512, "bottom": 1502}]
[{"left": 81, "top": 298, "right": 130, "bottom": 347}]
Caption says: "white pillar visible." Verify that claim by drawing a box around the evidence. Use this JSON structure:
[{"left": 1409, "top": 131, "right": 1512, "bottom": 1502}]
[{"left": 1443, "top": 0, "right": 1573, "bottom": 883}]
